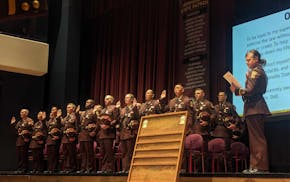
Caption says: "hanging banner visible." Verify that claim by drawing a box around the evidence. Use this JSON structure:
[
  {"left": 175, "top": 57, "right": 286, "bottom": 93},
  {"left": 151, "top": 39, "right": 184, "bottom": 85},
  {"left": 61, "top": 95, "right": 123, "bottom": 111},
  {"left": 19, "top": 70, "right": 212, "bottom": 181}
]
[{"left": 177, "top": 0, "right": 210, "bottom": 96}]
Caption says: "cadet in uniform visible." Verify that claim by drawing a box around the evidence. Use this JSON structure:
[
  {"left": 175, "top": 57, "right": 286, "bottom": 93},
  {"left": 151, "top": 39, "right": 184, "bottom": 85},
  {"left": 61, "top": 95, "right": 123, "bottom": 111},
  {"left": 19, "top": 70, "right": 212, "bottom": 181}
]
[
  {"left": 231, "top": 49, "right": 270, "bottom": 174},
  {"left": 77, "top": 99, "right": 98, "bottom": 173},
  {"left": 212, "top": 91, "right": 243, "bottom": 147},
  {"left": 11, "top": 109, "right": 34, "bottom": 173},
  {"left": 190, "top": 88, "right": 215, "bottom": 139},
  {"left": 159, "top": 84, "right": 193, "bottom": 173},
  {"left": 212, "top": 91, "right": 244, "bottom": 172},
  {"left": 98, "top": 95, "right": 119, "bottom": 173},
  {"left": 45, "top": 107, "right": 62, "bottom": 173},
  {"left": 189, "top": 88, "right": 215, "bottom": 172},
  {"left": 119, "top": 94, "right": 140, "bottom": 172},
  {"left": 60, "top": 103, "right": 79, "bottom": 173},
  {"left": 29, "top": 111, "right": 47, "bottom": 173}
]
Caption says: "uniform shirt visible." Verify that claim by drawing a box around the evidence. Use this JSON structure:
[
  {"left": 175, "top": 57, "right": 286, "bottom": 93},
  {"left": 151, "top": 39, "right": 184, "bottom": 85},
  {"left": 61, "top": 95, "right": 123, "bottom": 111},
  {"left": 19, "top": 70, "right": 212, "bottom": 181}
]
[
  {"left": 14, "top": 117, "right": 34, "bottom": 147},
  {"left": 98, "top": 105, "right": 119, "bottom": 139},
  {"left": 61, "top": 113, "right": 79, "bottom": 144},
  {"left": 29, "top": 120, "right": 47, "bottom": 149},
  {"left": 119, "top": 105, "right": 140, "bottom": 140},
  {"left": 79, "top": 108, "right": 97, "bottom": 142},
  {"left": 235, "top": 65, "right": 271, "bottom": 117},
  {"left": 212, "top": 101, "right": 242, "bottom": 138},
  {"left": 190, "top": 99, "right": 214, "bottom": 135},
  {"left": 46, "top": 116, "right": 62, "bottom": 145},
  {"left": 139, "top": 99, "right": 161, "bottom": 116}
]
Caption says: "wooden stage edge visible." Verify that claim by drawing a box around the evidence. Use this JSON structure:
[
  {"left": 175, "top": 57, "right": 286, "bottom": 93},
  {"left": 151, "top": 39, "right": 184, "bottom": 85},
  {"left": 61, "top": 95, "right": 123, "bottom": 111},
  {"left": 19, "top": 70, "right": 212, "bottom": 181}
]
[{"left": 1, "top": 173, "right": 290, "bottom": 182}]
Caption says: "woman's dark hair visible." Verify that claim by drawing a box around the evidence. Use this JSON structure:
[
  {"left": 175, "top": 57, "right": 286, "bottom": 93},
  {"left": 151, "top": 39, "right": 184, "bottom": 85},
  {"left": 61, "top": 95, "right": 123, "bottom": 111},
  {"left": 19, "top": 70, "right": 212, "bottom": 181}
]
[{"left": 246, "top": 49, "right": 267, "bottom": 66}]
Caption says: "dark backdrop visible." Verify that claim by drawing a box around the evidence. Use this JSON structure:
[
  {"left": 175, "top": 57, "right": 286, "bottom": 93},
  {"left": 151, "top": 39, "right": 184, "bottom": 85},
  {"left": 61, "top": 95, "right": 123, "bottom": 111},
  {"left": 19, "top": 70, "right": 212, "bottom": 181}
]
[
  {"left": 81, "top": 0, "right": 180, "bottom": 105},
  {"left": 0, "top": 0, "right": 290, "bottom": 172}
]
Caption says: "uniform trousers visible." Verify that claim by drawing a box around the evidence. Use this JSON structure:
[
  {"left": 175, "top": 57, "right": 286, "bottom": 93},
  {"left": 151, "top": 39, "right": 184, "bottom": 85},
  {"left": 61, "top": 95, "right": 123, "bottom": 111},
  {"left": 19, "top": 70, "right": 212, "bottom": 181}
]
[
  {"left": 100, "top": 138, "right": 114, "bottom": 172},
  {"left": 16, "top": 144, "right": 29, "bottom": 171},
  {"left": 47, "top": 144, "right": 60, "bottom": 171},
  {"left": 246, "top": 114, "right": 269, "bottom": 171},
  {"left": 121, "top": 138, "right": 136, "bottom": 171},
  {"left": 31, "top": 148, "right": 44, "bottom": 171},
  {"left": 79, "top": 141, "right": 94, "bottom": 171},
  {"left": 62, "top": 143, "right": 77, "bottom": 171}
]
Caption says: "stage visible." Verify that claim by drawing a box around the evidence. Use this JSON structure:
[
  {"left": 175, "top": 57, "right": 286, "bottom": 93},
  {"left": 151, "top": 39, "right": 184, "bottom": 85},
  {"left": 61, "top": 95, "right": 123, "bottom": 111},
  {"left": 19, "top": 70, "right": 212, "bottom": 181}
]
[{"left": 1, "top": 172, "right": 290, "bottom": 182}]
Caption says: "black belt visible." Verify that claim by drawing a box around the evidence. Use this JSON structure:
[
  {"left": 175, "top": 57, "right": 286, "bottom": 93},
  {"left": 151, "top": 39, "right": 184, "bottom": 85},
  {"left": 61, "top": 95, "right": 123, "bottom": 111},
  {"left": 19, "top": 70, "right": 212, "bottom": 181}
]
[{"left": 243, "top": 94, "right": 263, "bottom": 103}]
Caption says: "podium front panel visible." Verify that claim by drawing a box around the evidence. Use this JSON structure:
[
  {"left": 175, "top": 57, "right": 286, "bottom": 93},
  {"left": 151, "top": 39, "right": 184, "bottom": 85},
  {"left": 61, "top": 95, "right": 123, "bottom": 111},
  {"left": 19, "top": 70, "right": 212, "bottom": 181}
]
[{"left": 127, "top": 111, "right": 188, "bottom": 182}]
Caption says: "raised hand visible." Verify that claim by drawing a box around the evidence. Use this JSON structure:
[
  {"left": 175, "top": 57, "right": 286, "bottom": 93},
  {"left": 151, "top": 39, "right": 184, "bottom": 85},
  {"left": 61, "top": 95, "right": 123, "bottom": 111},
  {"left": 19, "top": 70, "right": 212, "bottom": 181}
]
[
  {"left": 133, "top": 98, "right": 141, "bottom": 108},
  {"left": 49, "top": 112, "right": 54, "bottom": 119},
  {"left": 160, "top": 90, "right": 166, "bottom": 99},
  {"left": 93, "top": 105, "right": 98, "bottom": 113},
  {"left": 57, "top": 109, "right": 62, "bottom": 118},
  {"left": 42, "top": 112, "right": 46, "bottom": 121},
  {"left": 10, "top": 116, "right": 16, "bottom": 125},
  {"left": 116, "top": 101, "right": 121, "bottom": 108},
  {"left": 76, "top": 105, "right": 81, "bottom": 113}
]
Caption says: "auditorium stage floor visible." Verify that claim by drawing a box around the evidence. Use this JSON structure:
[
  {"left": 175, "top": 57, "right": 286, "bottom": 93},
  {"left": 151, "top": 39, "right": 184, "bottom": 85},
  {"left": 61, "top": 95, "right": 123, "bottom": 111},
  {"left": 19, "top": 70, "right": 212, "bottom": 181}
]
[{"left": 1, "top": 172, "right": 290, "bottom": 182}]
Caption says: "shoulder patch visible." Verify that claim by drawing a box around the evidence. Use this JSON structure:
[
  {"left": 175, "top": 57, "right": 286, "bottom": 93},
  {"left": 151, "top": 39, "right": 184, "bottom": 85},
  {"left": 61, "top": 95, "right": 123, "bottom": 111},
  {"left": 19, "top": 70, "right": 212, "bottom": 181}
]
[{"left": 251, "top": 70, "right": 260, "bottom": 79}]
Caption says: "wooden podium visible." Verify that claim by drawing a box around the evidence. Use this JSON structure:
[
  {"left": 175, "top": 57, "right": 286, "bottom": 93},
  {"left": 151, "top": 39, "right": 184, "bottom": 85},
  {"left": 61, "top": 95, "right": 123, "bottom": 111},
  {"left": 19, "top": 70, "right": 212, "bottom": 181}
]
[{"left": 127, "top": 111, "right": 188, "bottom": 182}]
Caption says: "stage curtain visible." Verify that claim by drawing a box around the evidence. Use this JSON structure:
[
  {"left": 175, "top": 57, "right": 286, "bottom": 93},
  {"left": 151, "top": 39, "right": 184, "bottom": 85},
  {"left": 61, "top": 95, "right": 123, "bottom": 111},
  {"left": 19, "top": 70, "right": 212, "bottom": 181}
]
[{"left": 81, "top": 0, "right": 181, "bottom": 104}]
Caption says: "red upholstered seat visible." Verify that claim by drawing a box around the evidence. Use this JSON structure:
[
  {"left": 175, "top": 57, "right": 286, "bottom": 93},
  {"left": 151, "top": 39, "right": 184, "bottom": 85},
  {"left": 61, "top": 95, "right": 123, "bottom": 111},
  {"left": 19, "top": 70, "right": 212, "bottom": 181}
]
[
  {"left": 94, "top": 141, "right": 103, "bottom": 171},
  {"left": 113, "top": 141, "right": 122, "bottom": 172},
  {"left": 231, "top": 142, "right": 249, "bottom": 172},
  {"left": 185, "top": 134, "right": 205, "bottom": 173},
  {"left": 208, "top": 138, "right": 227, "bottom": 173}
]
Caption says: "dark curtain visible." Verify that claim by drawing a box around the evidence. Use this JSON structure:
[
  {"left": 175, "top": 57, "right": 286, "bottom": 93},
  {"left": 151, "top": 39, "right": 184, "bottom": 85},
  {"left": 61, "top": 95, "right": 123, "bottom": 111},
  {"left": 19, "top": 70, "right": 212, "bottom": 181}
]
[
  {"left": 43, "top": 0, "right": 62, "bottom": 108},
  {"left": 81, "top": 0, "right": 181, "bottom": 105},
  {"left": 209, "top": 0, "right": 234, "bottom": 103}
]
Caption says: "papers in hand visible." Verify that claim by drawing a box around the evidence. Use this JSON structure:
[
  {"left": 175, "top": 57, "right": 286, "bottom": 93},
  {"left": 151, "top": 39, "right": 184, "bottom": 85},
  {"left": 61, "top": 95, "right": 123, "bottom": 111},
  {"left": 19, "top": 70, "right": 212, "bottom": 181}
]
[{"left": 223, "top": 71, "right": 242, "bottom": 88}]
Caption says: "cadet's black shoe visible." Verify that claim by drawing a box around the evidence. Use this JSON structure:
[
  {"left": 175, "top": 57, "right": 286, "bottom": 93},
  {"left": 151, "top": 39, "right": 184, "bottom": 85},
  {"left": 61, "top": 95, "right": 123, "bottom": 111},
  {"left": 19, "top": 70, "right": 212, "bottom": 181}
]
[
  {"left": 14, "top": 170, "right": 22, "bottom": 174},
  {"left": 44, "top": 170, "right": 53, "bottom": 174},
  {"left": 84, "top": 169, "right": 93, "bottom": 174},
  {"left": 60, "top": 170, "right": 70, "bottom": 174},
  {"left": 242, "top": 168, "right": 269, "bottom": 174},
  {"left": 76, "top": 169, "right": 85, "bottom": 174},
  {"left": 15, "top": 169, "right": 27, "bottom": 174},
  {"left": 102, "top": 170, "right": 113, "bottom": 174}
]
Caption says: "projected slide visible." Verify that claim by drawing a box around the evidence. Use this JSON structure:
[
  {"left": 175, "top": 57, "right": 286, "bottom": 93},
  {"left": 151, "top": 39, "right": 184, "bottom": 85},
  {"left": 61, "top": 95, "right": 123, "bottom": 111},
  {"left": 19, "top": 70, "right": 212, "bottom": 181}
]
[{"left": 232, "top": 8, "right": 290, "bottom": 115}]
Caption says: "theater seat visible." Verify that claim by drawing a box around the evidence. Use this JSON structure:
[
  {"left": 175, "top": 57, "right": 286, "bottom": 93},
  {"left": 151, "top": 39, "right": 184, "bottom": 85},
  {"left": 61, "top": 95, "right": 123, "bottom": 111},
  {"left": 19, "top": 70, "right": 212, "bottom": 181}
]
[
  {"left": 94, "top": 141, "right": 103, "bottom": 171},
  {"left": 208, "top": 138, "right": 227, "bottom": 173},
  {"left": 231, "top": 142, "right": 249, "bottom": 172},
  {"left": 185, "top": 134, "right": 205, "bottom": 173},
  {"left": 113, "top": 141, "right": 122, "bottom": 172}
]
